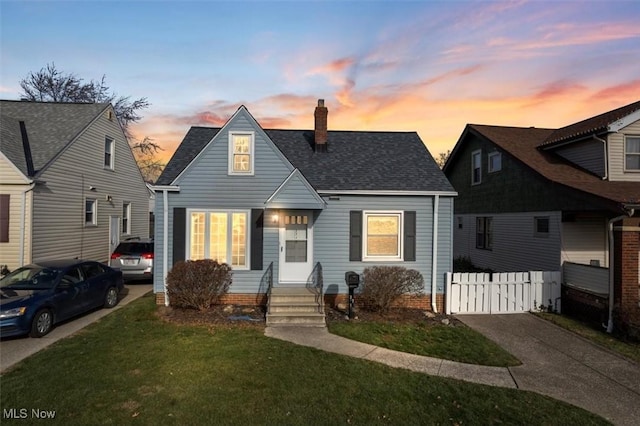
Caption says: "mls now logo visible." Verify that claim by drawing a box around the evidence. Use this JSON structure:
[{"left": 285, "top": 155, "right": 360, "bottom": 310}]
[{"left": 3, "top": 408, "right": 56, "bottom": 419}]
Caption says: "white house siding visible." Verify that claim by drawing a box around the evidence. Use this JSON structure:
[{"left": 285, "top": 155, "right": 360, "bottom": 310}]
[
  {"left": 608, "top": 119, "right": 640, "bottom": 181},
  {"left": 555, "top": 139, "right": 605, "bottom": 177},
  {"left": 561, "top": 216, "right": 608, "bottom": 267},
  {"left": 0, "top": 156, "right": 33, "bottom": 270},
  {"left": 453, "top": 211, "right": 561, "bottom": 272},
  {"left": 31, "top": 111, "right": 149, "bottom": 263}
]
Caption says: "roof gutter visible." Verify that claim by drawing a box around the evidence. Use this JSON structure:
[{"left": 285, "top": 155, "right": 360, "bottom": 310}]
[
  {"left": 606, "top": 207, "right": 635, "bottom": 333},
  {"left": 592, "top": 135, "right": 608, "bottom": 180}
]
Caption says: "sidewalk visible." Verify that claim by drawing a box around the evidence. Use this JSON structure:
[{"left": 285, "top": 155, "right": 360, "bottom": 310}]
[{"left": 266, "top": 313, "right": 640, "bottom": 426}]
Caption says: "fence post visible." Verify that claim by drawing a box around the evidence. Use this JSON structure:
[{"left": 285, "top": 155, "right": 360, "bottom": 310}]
[{"left": 445, "top": 272, "right": 452, "bottom": 314}]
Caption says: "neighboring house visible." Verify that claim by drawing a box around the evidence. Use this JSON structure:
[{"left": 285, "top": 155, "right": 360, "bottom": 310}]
[
  {"left": 153, "top": 100, "right": 456, "bottom": 312},
  {"left": 0, "top": 100, "right": 150, "bottom": 271},
  {"left": 443, "top": 100, "right": 640, "bottom": 329}
]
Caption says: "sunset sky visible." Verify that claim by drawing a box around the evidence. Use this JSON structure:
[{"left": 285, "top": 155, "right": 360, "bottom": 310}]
[{"left": 2, "top": 1, "right": 639, "bottom": 164}]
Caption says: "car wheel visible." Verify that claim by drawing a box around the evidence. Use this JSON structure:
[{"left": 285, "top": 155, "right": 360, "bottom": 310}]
[
  {"left": 30, "top": 309, "right": 53, "bottom": 338},
  {"left": 104, "top": 286, "right": 119, "bottom": 308}
]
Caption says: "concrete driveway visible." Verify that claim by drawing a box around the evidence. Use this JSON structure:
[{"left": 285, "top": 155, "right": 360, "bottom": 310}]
[
  {"left": 457, "top": 313, "right": 640, "bottom": 426},
  {"left": 0, "top": 283, "right": 151, "bottom": 373}
]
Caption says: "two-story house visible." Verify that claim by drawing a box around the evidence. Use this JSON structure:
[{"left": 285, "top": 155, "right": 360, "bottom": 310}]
[
  {"left": 0, "top": 100, "right": 150, "bottom": 271},
  {"left": 443, "top": 100, "right": 640, "bottom": 332}
]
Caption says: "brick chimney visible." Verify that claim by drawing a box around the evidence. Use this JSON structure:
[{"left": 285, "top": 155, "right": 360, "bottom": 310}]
[{"left": 314, "top": 99, "right": 328, "bottom": 152}]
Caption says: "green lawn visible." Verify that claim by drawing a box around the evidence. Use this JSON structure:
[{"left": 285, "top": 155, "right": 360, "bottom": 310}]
[
  {"left": 535, "top": 312, "right": 640, "bottom": 364},
  {"left": 0, "top": 294, "right": 607, "bottom": 425},
  {"left": 328, "top": 319, "right": 521, "bottom": 367}
]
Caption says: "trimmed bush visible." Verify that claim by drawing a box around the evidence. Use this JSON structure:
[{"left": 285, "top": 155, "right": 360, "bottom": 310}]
[
  {"left": 166, "top": 260, "right": 232, "bottom": 311},
  {"left": 360, "top": 266, "right": 424, "bottom": 312}
]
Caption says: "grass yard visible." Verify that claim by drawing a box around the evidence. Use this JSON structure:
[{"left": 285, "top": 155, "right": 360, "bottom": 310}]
[
  {"left": 0, "top": 294, "right": 607, "bottom": 425},
  {"left": 535, "top": 312, "right": 640, "bottom": 364},
  {"left": 328, "top": 319, "right": 521, "bottom": 367}
]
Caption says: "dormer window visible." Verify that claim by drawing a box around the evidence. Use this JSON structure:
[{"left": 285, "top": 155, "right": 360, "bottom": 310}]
[
  {"left": 625, "top": 136, "right": 640, "bottom": 171},
  {"left": 228, "top": 132, "right": 254, "bottom": 175}
]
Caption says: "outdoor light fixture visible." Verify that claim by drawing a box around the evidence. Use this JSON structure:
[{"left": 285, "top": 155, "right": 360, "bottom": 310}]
[{"left": 272, "top": 214, "right": 279, "bottom": 224}]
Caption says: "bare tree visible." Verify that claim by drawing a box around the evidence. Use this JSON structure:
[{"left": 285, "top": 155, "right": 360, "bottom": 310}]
[
  {"left": 20, "top": 63, "right": 149, "bottom": 133},
  {"left": 434, "top": 150, "right": 451, "bottom": 169},
  {"left": 132, "top": 137, "right": 165, "bottom": 183},
  {"left": 20, "top": 63, "right": 164, "bottom": 180}
]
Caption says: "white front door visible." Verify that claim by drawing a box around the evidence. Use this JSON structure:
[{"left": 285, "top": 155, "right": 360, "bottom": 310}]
[
  {"left": 109, "top": 216, "right": 120, "bottom": 257},
  {"left": 278, "top": 211, "right": 313, "bottom": 284}
]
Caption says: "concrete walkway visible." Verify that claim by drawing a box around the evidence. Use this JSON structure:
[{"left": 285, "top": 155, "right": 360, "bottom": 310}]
[
  {"left": 0, "top": 284, "right": 152, "bottom": 373},
  {"left": 266, "top": 313, "right": 640, "bottom": 426}
]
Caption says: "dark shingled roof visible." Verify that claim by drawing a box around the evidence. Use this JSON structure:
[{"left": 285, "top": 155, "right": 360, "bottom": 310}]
[
  {"left": 468, "top": 124, "right": 640, "bottom": 206},
  {"left": 157, "top": 126, "right": 454, "bottom": 193},
  {"left": 0, "top": 100, "right": 109, "bottom": 177},
  {"left": 543, "top": 100, "right": 640, "bottom": 146}
]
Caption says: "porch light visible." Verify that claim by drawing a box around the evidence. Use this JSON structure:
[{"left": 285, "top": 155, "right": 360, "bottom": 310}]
[{"left": 272, "top": 214, "right": 279, "bottom": 224}]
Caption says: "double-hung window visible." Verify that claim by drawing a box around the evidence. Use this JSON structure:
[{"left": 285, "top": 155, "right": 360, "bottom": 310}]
[
  {"left": 625, "top": 136, "right": 640, "bottom": 171},
  {"left": 471, "top": 150, "right": 482, "bottom": 184},
  {"left": 122, "top": 202, "right": 131, "bottom": 234},
  {"left": 228, "top": 132, "right": 254, "bottom": 175},
  {"left": 476, "top": 217, "right": 492, "bottom": 249},
  {"left": 85, "top": 199, "right": 97, "bottom": 226},
  {"left": 363, "top": 211, "right": 403, "bottom": 261},
  {"left": 188, "top": 210, "right": 249, "bottom": 268},
  {"left": 104, "top": 137, "right": 114, "bottom": 169}
]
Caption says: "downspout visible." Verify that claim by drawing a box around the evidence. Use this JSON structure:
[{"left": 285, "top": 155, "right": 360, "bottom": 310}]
[
  {"left": 606, "top": 208, "right": 635, "bottom": 333},
  {"left": 162, "top": 189, "right": 170, "bottom": 306},
  {"left": 431, "top": 195, "right": 440, "bottom": 313},
  {"left": 592, "top": 135, "right": 608, "bottom": 180},
  {"left": 19, "top": 182, "right": 36, "bottom": 267}
]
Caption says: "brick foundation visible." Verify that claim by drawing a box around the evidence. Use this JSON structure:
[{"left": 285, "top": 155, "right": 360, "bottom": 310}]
[
  {"left": 614, "top": 217, "right": 640, "bottom": 336},
  {"left": 155, "top": 291, "right": 445, "bottom": 312}
]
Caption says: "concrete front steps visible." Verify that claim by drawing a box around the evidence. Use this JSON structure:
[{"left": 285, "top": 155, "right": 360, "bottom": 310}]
[{"left": 266, "top": 287, "right": 325, "bottom": 327}]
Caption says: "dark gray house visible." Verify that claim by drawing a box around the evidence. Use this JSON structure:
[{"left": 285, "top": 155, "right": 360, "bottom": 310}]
[
  {"left": 443, "top": 100, "right": 640, "bottom": 332},
  {"left": 152, "top": 100, "right": 456, "bottom": 321}
]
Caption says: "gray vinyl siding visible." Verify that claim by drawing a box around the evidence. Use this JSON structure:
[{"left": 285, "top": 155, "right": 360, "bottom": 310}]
[
  {"left": 267, "top": 172, "right": 324, "bottom": 209},
  {"left": 453, "top": 211, "right": 561, "bottom": 272},
  {"left": 31, "top": 111, "right": 149, "bottom": 263},
  {"left": 554, "top": 139, "right": 605, "bottom": 177},
  {"left": 154, "top": 110, "right": 454, "bottom": 296},
  {"left": 609, "top": 119, "right": 640, "bottom": 181},
  {"left": 154, "top": 110, "right": 296, "bottom": 293}
]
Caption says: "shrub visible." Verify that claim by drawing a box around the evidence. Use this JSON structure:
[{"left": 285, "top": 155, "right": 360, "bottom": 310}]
[
  {"left": 360, "top": 266, "right": 424, "bottom": 312},
  {"left": 166, "top": 260, "right": 232, "bottom": 311}
]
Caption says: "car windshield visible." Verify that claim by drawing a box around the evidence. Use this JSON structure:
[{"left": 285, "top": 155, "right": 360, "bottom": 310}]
[{"left": 0, "top": 266, "right": 62, "bottom": 290}]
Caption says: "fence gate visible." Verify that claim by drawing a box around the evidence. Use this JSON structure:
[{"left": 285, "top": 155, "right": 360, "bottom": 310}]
[{"left": 445, "top": 271, "right": 561, "bottom": 315}]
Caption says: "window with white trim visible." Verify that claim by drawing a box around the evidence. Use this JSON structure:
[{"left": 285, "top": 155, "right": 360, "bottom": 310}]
[
  {"left": 188, "top": 210, "right": 249, "bottom": 268},
  {"left": 471, "top": 150, "right": 482, "bottom": 184},
  {"left": 85, "top": 198, "right": 97, "bottom": 226},
  {"left": 104, "top": 137, "right": 114, "bottom": 169},
  {"left": 363, "top": 211, "right": 403, "bottom": 261},
  {"left": 122, "top": 202, "right": 131, "bottom": 234},
  {"left": 488, "top": 151, "right": 502, "bottom": 173},
  {"left": 625, "top": 136, "right": 640, "bottom": 171},
  {"left": 228, "top": 132, "right": 254, "bottom": 175}
]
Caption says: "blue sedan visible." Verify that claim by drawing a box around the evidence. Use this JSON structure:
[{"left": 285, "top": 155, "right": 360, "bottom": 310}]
[{"left": 0, "top": 260, "right": 124, "bottom": 338}]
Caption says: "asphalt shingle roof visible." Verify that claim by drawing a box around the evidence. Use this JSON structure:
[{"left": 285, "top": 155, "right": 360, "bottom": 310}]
[
  {"left": 156, "top": 125, "right": 454, "bottom": 193},
  {"left": 468, "top": 124, "right": 640, "bottom": 206},
  {"left": 543, "top": 100, "right": 640, "bottom": 146},
  {"left": 0, "top": 100, "right": 109, "bottom": 177}
]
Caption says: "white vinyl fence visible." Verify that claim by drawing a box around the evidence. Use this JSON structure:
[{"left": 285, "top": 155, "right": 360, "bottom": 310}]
[{"left": 445, "top": 271, "right": 562, "bottom": 315}]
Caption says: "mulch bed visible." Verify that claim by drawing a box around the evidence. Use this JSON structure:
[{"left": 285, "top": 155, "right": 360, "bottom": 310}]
[{"left": 157, "top": 303, "right": 462, "bottom": 328}]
